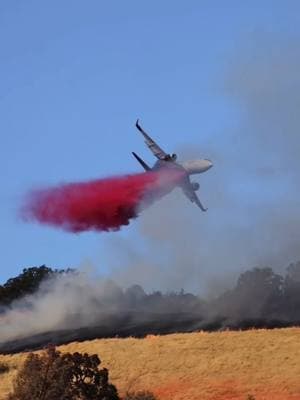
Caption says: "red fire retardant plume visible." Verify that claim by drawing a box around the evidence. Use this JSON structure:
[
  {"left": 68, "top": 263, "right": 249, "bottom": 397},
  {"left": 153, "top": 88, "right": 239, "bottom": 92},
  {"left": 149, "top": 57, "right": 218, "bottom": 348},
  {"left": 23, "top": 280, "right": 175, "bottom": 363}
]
[{"left": 21, "top": 170, "right": 184, "bottom": 233}]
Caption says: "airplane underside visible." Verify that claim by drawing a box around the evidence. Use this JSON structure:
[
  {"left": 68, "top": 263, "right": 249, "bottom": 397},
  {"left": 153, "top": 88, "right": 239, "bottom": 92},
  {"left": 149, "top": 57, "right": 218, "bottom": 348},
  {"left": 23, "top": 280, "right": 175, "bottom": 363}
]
[{"left": 132, "top": 120, "right": 212, "bottom": 211}]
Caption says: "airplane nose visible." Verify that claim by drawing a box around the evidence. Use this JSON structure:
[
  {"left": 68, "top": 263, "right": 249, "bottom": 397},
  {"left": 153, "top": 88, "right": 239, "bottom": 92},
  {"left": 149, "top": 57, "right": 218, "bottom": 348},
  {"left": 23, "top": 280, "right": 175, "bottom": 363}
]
[{"left": 205, "top": 159, "right": 213, "bottom": 169}]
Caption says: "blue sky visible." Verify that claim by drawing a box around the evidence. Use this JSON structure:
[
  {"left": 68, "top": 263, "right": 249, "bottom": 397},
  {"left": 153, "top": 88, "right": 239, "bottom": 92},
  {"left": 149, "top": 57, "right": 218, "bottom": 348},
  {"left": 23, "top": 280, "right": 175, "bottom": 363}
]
[{"left": 1, "top": 1, "right": 300, "bottom": 284}]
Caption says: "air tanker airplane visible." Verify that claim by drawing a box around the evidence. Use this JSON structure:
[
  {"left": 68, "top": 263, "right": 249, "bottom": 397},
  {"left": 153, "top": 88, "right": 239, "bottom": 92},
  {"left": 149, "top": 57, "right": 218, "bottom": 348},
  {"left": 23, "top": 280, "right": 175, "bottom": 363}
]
[{"left": 133, "top": 120, "right": 213, "bottom": 211}]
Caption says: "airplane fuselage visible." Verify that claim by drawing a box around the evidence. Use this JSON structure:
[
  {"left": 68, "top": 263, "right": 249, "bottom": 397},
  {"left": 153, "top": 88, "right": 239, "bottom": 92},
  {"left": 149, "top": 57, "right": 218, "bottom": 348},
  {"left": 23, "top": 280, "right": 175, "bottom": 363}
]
[
  {"left": 133, "top": 119, "right": 213, "bottom": 211},
  {"left": 152, "top": 158, "right": 213, "bottom": 176}
]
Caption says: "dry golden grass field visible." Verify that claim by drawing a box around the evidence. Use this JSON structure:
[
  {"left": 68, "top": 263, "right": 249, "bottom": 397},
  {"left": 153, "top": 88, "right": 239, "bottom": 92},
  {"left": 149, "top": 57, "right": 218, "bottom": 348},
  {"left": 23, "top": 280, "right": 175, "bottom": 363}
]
[{"left": 0, "top": 328, "right": 299, "bottom": 400}]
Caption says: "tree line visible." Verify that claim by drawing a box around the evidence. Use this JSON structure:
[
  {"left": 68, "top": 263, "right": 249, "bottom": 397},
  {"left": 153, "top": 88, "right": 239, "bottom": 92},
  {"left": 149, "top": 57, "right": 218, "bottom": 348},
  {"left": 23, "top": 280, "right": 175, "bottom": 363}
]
[{"left": 1, "top": 263, "right": 300, "bottom": 324}]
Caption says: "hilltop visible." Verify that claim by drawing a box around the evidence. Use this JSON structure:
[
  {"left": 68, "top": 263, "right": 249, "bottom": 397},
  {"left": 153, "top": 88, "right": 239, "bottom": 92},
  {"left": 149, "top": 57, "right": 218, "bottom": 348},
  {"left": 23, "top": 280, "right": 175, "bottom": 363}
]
[{"left": 0, "top": 328, "right": 299, "bottom": 400}]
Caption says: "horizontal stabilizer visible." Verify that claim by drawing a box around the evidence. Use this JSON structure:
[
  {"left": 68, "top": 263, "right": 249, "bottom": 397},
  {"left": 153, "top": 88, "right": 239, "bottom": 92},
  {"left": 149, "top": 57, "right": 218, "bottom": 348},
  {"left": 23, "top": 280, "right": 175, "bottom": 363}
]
[{"left": 132, "top": 152, "right": 151, "bottom": 171}]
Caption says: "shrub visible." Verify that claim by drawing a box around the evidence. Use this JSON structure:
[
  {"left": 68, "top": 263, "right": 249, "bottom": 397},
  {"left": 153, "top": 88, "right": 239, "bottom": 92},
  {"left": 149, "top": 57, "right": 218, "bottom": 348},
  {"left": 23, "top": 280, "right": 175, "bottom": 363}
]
[
  {"left": 8, "top": 345, "right": 119, "bottom": 400},
  {"left": 0, "top": 362, "right": 9, "bottom": 374}
]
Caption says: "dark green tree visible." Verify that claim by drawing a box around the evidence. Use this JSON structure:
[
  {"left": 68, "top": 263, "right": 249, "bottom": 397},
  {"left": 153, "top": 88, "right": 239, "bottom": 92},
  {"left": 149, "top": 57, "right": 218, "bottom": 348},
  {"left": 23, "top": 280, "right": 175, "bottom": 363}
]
[
  {"left": 8, "top": 346, "right": 119, "bottom": 400},
  {"left": 0, "top": 266, "right": 74, "bottom": 307}
]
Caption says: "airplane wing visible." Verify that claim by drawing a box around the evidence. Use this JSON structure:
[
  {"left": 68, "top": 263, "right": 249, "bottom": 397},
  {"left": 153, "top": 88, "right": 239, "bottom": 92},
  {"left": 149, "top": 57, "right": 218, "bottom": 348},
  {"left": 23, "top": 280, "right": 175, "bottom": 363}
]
[
  {"left": 181, "top": 182, "right": 207, "bottom": 212},
  {"left": 135, "top": 119, "right": 168, "bottom": 160}
]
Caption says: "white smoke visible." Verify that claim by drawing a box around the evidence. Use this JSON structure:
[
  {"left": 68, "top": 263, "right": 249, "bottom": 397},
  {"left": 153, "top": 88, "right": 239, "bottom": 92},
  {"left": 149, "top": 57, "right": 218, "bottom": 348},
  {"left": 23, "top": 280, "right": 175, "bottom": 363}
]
[{"left": 0, "top": 271, "right": 123, "bottom": 343}]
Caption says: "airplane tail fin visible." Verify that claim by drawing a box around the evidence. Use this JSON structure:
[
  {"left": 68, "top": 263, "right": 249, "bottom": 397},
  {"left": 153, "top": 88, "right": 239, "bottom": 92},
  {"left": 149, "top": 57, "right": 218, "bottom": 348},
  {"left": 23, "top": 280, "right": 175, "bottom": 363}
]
[{"left": 132, "top": 152, "right": 151, "bottom": 171}]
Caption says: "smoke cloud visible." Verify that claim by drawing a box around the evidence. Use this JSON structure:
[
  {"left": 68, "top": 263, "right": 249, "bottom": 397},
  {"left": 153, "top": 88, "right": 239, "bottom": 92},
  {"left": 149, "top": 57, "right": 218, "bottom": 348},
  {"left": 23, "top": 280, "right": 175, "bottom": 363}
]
[
  {"left": 0, "top": 263, "right": 299, "bottom": 353},
  {"left": 0, "top": 268, "right": 207, "bottom": 347},
  {"left": 222, "top": 34, "right": 300, "bottom": 269},
  {"left": 0, "top": 271, "right": 121, "bottom": 344}
]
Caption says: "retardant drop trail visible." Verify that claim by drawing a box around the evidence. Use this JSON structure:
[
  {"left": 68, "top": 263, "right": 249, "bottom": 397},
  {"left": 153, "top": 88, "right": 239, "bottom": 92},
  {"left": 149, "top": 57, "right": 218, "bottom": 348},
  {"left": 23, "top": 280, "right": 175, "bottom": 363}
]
[{"left": 21, "top": 170, "right": 184, "bottom": 233}]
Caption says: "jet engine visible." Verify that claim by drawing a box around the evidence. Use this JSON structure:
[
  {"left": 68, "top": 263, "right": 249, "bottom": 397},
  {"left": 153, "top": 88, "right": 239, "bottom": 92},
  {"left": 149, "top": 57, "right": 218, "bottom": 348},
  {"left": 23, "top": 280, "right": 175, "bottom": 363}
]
[{"left": 191, "top": 182, "right": 200, "bottom": 191}]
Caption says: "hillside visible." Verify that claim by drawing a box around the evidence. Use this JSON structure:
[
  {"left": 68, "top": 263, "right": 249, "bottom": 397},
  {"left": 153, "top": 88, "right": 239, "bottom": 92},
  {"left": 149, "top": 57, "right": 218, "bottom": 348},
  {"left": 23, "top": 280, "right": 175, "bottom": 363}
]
[{"left": 0, "top": 328, "right": 299, "bottom": 400}]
